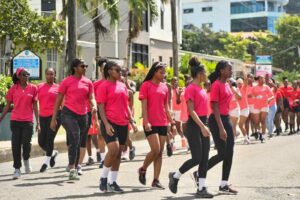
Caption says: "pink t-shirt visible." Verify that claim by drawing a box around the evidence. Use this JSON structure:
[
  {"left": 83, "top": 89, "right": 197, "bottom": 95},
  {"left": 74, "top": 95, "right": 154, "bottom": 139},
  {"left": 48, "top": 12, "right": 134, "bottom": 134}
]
[
  {"left": 59, "top": 75, "right": 94, "bottom": 115},
  {"left": 247, "top": 85, "right": 254, "bottom": 106},
  {"left": 184, "top": 83, "right": 208, "bottom": 117},
  {"left": 229, "top": 88, "right": 240, "bottom": 111},
  {"left": 139, "top": 81, "right": 168, "bottom": 126},
  {"left": 180, "top": 89, "right": 188, "bottom": 122},
  {"left": 96, "top": 80, "right": 129, "bottom": 126},
  {"left": 238, "top": 85, "right": 248, "bottom": 110},
  {"left": 207, "top": 92, "right": 212, "bottom": 116},
  {"left": 6, "top": 83, "right": 38, "bottom": 122},
  {"left": 172, "top": 88, "right": 182, "bottom": 111},
  {"left": 37, "top": 83, "right": 59, "bottom": 117},
  {"left": 93, "top": 79, "right": 105, "bottom": 99},
  {"left": 269, "top": 87, "right": 276, "bottom": 107},
  {"left": 252, "top": 85, "right": 273, "bottom": 109},
  {"left": 210, "top": 79, "right": 233, "bottom": 116}
]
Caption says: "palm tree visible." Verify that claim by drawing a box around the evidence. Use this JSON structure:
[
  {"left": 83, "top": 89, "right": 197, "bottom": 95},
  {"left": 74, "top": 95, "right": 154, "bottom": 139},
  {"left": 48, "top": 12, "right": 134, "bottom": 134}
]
[
  {"left": 126, "top": 0, "right": 159, "bottom": 68},
  {"left": 60, "top": 0, "right": 119, "bottom": 78}
]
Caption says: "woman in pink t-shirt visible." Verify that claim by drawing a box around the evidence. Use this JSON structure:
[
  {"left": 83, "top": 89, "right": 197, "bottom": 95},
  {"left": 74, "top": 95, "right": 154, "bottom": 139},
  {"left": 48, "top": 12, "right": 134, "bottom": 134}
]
[
  {"left": 138, "top": 62, "right": 176, "bottom": 189},
  {"left": 0, "top": 68, "right": 39, "bottom": 179},
  {"left": 97, "top": 61, "right": 137, "bottom": 193},
  {"left": 168, "top": 57, "right": 213, "bottom": 198},
  {"left": 236, "top": 78, "right": 251, "bottom": 144},
  {"left": 37, "top": 67, "right": 61, "bottom": 172},
  {"left": 50, "top": 58, "right": 97, "bottom": 181},
  {"left": 207, "top": 61, "right": 238, "bottom": 194},
  {"left": 251, "top": 75, "right": 274, "bottom": 142},
  {"left": 228, "top": 78, "right": 242, "bottom": 139}
]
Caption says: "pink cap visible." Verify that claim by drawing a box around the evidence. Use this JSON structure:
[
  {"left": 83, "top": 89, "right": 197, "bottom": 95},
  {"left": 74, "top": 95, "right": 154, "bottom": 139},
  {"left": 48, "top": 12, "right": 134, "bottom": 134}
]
[{"left": 16, "top": 67, "right": 25, "bottom": 76}]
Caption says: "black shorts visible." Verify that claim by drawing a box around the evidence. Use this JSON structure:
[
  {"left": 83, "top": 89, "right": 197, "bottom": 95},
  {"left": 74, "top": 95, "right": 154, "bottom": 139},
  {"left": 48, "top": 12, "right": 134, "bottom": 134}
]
[
  {"left": 283, "top": 98, "right": 290, "bottom": 109},
  {"left": 144, "top": 126, "right": 168, "bottom": 137},
  {"left": 100, "top": 121, "right": 128, "bottom": 145},
  {"left": 290, "top": 106, "right": 300, "bottom": 113}
]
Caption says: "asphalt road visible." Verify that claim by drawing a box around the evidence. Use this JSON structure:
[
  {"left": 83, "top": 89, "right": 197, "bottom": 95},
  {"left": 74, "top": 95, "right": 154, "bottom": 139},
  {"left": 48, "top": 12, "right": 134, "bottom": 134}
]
[{"left": 0, "top": 133, "right": 299, "bottom": 200}]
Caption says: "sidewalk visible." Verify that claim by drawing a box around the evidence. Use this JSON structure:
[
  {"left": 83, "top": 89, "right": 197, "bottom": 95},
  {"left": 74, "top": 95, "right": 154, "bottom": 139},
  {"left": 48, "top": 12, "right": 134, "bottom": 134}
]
[{"left": 0, "top": 126, "right": 146, "bottom": 163}]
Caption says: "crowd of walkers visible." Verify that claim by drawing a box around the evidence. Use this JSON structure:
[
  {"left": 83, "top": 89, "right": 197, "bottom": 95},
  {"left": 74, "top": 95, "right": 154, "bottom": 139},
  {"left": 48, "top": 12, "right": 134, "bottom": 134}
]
[{"left": 0, "top": 56, "right": 299, "bottom": 197}]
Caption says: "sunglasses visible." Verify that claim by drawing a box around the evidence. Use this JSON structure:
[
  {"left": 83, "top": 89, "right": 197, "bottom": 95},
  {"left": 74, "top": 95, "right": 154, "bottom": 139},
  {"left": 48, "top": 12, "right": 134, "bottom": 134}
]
[
  {"left": 79, "top": 64, "right": 88, "bottom": 69},
  {"left": 155, "top": 62, "right": 167, "bottom": 68},
  {"left": 112, "top": 68, "right": 121, "bottom": 73},
  {"left": 21, "top": 72, "right": 30, "bottom": 77}
]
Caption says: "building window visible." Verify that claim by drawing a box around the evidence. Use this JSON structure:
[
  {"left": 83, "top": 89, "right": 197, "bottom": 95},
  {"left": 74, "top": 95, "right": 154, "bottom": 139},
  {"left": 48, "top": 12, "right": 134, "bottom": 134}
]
[
  {"left": 159, "top": 56, "right": 163, "bottom": 62},
  {"left": 160, "top": 9, "right": 164, "bottom": 30},
  {"left": 231, "top": 17, "right": 268, "bottom": 32},
  {"left": 202, "top": 7, "right": 213, "bottom": 12},
  {"left": 47, "top": 48, "right": 57, "bottom": 68},
  {"left": 169, "top": 57, "right": 173, "bottom": 67},
  {"left": 41, "top": 0, "right": 56, "bottom": 17},
  {"left": 142, "top": 11, "right": 148, "bottom": 32},
  {"left": 202, "top": 23, "right": 213, "bottom": 28},
  {"left": 231, "top": 1, "right": 265, "bottom": 14},
  {"left": 132, "top": 43, "right": 149, "bottom": 67},
  {"left": 183, "top": 8, "right": 194, "bottom": 14},
  {"left": 183, "top": 24, "right": 194, "bottom": 29}
]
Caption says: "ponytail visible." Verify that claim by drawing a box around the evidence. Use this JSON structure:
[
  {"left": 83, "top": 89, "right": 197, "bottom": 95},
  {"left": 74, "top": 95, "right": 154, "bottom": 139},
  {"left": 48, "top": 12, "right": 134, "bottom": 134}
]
[
  {"left": 189, "top": 56, "right": 205, "bottom": 78},
  {"left": 12, "top": 73, "right": 19, "bottom": 84},
  {"left": 208, "top": 60, "right": 229, "bottom": 84},
  {"left": 143, "top": 62, "right": 166, "bottom": 82}
]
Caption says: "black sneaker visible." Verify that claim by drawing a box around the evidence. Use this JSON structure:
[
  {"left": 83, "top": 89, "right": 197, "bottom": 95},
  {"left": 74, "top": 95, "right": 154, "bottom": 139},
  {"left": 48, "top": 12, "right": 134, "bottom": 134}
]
[
  {"left": 99, "top": 178, "right": 108, "bottom": 192},
  {"left": 96, "top": 152, "right": 101, "bottom": 162},
  {"left": 109, "top": 182, "right": 124, "bottom": 193},
  {"left": 152, "top": 179, "right": 165, "bottom": 190},
  {"left": 191, "top": 171, "right": 199, "bottom": 187},
  {"left": 40, "top": 164, "right": 48, "bottom": 173},
  {"left": 129, "top": 146, "right": 136, "bottom": 161},
  {"left": 168, "top": 172, "right": 179, "bottom": 194},
  {"left": 99, "top": 161, "right": 104, "bottom": 169},
  {"left": 196, "top": 187, "right": 214, "bottom": 198},
  {"left": 219, "top": 185, "right": 238, "bottom": 194},
  {"left": 166, "top": 144, "right": 173, "bottom": 157},
  {"left": 50, "top": 151, "right": 58, "bottom": 168},
  {"left": 138, "top": 167, "right": 146, "bottom": 185},
  {"left": 86, "top": 157, "right": 94, "bottom": 165}
]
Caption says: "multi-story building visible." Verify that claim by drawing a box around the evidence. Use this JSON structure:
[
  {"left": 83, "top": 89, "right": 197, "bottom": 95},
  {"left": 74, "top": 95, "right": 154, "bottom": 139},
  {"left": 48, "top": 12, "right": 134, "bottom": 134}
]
[
  {"left": 285, "top": 0, "right": 300, "bottom": 15},
  {"left": 182, "top": 0, "right": 289, "bottom": 33}
]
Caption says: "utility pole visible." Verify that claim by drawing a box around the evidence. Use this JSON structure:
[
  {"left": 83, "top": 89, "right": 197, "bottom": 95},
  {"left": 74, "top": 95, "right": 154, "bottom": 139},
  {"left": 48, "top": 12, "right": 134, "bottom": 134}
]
[
  {"left": 171, "top": 0, "right": 178, "bottom": 77},
  {"left": 67, "top": 0, "right": 77, "bottom": 72}
]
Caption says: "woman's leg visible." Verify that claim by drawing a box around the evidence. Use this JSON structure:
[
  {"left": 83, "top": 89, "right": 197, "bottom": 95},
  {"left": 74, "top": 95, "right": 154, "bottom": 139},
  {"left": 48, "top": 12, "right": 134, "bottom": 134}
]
[
  {"left": 230, "top": 116, "right": 239, "bottom": 137},
  {"left": 153, "top": 135, "right": 167, "bottom": 180},
  {"left": 10, "top": 121, "right": 22, "bottom": 170},
  {"left": 38, "top": 117, "right": 47, "bottom": 152},
  {"left": 289, "top": 111, "right": 295, "bottom": 134},
  {"left": 142, "top": 134, "right": 161, "bottom": 170}
]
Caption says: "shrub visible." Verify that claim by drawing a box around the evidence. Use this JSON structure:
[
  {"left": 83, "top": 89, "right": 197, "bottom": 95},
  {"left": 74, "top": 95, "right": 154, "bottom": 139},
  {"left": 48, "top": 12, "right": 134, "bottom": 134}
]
[{"left": 0, "top": 75, "right": 13, "bottom": 111}]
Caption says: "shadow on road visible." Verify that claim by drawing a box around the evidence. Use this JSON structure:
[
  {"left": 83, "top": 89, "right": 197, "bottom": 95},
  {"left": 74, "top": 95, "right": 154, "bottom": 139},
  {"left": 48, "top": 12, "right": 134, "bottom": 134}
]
[{"left": 47, "top": 188, "right": 150, "bottom": 199}]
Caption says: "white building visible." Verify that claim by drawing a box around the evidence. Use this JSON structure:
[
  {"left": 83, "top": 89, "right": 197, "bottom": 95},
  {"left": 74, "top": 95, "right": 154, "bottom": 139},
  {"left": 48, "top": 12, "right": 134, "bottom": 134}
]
[{"left": 182, "top": 0, "right": 289, "bottom": 33}]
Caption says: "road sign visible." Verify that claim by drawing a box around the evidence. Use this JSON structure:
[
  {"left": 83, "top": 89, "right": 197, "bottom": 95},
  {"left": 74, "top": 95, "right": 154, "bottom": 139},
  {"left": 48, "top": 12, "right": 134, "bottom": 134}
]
[
  {"left": 12, "top": 50, "right": 41, "bottom": 79},
  {"left": 256, "top": 65, "right": 272, "bottom": 77},
  {"left": 256, "top": 55, "right": 272, "bottom": 65}
]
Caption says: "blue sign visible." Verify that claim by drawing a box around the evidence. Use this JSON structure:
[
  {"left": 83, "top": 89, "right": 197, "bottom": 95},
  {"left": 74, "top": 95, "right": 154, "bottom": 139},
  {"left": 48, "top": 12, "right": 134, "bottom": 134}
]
[
  {"left": 12, "top": 50, "right": 41, "bottom": 79},
  {"left": 256, "top": 55, "right": 272, "bottom": 65}
]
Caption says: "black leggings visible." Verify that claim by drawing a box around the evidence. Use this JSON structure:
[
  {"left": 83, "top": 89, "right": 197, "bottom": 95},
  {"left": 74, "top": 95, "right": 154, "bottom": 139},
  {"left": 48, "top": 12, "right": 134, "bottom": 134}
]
[
  {"left": 207, "top": 114, "right": 234, "bottom": 181},
  {"left": 179, "top": 116, "right": 210, "bottom": 178},
  {"left": 10, "top": 121, "right": 33, "bottom": 169},
  {"left": 61, "top": 107, "right": 88, "bottom": 166},
  {"left": 38, "top": 111, "right": 61, "bottom": 157}
]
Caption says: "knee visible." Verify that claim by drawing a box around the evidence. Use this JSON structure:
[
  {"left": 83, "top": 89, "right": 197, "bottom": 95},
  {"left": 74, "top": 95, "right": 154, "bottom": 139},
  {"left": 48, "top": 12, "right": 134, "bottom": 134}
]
[{"left": 151, "top": 148, "right": 161, "bottom": 158}]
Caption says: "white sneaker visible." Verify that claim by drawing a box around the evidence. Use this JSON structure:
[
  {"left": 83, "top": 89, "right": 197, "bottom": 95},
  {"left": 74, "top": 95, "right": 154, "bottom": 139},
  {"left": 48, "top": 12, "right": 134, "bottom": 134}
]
[
  {"left": 121, "top": 151, "right": 129, "bottom": 161},
  {"left": 24, "top": 160, "right": 32, "bottom": 173},
  {"left": 243, "top": 138, "right": 250, "bottom": 145},
  {"left": 77, "top": 165, "right": 83, "bottom": 175},
  {"left": 13, "top": 169, "right": 21, "bottom": 179}
]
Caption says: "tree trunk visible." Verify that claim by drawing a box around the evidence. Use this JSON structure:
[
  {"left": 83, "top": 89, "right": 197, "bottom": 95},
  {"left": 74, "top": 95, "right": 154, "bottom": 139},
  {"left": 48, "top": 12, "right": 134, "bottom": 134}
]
[
  {"left": 94, "top": 8, "right": 100, "bottom": 79},
  {"left": 67, "top": 0, "right": 77, "bottom": 73},
  {"left": 126, "top": 11, "right": 133, "bottom": 69},
  {"left": 171, "top": 0, "right": 178, "bottom": 77}
]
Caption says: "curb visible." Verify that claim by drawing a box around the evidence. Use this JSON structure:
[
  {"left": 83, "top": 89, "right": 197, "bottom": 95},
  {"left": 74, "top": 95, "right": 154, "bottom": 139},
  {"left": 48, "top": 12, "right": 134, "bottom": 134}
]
[{"left": 0, "top": 129, "right": 146, "bottom": 163}]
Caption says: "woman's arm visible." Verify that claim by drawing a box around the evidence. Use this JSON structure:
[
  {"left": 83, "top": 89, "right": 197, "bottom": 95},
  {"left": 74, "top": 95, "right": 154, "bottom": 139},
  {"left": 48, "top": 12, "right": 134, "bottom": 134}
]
[
  {"left": 89, "top": 93, "right": 97, "bottom": 114},
  {"left": 0, "top": 101, "right": 12, "bottom": 122},
  {"left": 98, "top": 103, "right": 114, "bottom": 136},
  {"left": 212, "top": 102, "right": 227, "bottom": 140},
  {"left": 187, "top": 100, "right": 210, "bottom": 137},
  {"left": 50, "top": 93, "right": 64, "bottom": 131},
  {"left": 33, "top": 101, "right": 40, "bottom": 132}
]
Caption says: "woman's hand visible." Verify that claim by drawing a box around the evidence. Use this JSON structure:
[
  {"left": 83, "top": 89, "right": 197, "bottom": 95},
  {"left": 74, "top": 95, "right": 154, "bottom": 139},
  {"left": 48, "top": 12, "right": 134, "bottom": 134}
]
[
  {"left": 219, "top": 128, "right": 227, "bottom": 141},
  {"left": 105, "top": 123, "right": 115, "bottom": 136},
  {"left": 144, "top": 121, "right": 152, "bottom": 132},
  {"left": 50, "top": 119, "right": 57, "bottom": 132},
  {"left": 36, "top": 123, "right": 41, "bottom": 133},
  {"left": 200, "top": 125, "right": 211, "bottom": 137}
]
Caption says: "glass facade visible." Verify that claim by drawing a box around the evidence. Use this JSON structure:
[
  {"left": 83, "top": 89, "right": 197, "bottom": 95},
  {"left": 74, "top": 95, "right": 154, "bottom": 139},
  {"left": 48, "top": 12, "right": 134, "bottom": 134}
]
[
  {"left": 231, "top": 1, "right": 265, "bottom": 14},
  {"left": 231, "top": 17, "right": 268, "bottom": 32},
  {"left": 132, "top": 43, "right": 149, "bottom": 67}
]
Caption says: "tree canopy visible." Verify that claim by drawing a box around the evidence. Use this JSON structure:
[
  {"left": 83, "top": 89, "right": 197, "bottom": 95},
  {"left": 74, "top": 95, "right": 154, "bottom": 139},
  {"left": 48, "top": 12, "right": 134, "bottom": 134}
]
[{"left": 0, "top": 0, "right": 65, "bottom": 52}]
